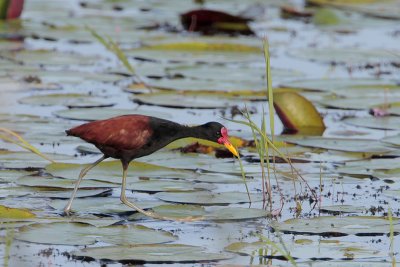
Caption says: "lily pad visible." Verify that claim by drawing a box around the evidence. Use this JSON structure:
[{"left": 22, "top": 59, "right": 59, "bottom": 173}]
[
  {"left": 49, "top": 197, "right": 164, "bottom": 214},
  {"left": 0, "top": 49, "right": 101, "bottom": 66},
  {"left": 72, "top": 244, "right": 231, "bottom": 263},
  {"left": 19, "top": 93, "right": 114, "bottom": 108},
  {"left": 54, "top": 108, "right": 172, "bottom": 121},
  {"left": 0, "top": 151, "right": 72, "bottom": 169},
  {"left": 132, "top": 92, "right": 239, "bottom": 109},
  {"left": 129, "top": 180, "right": 210, "bottom": 192},
  {"left": 155, "top": 191, "right": 262, "bottom": 205},
  {"left": 0, "top": 205, "right": 35, "bottom": 219},
  {"left": 343, "top": 116, "right": 400, "bottom": 130},
  {"left": 273, "top": 91, "right": 325, "bottom": 132},
  {"left": 16, "top": 222, "right": 176, "bottom": 246},
  {"left": 285, "top": 137, "right": 393, "bottom": 154},
  {"left": 150, "top": 204, "right": 206, "bottom": 219},
  {"left": 225, "top": 239, "right": 386, "bottom": 260},
  {"left": 16, "top": 175, "right": 118, "bottom": 189},
  {"left": 289, "top": 47, "right": 397, "bottom": 65},
  {"left": 319, "top": 205, "right": 366, "bottom": 214},
  {"left": 281, "top": 78, "right": 398, "bottom": 92},
  {"left": 273, "top": 216, "right": 400, "bottom": 236},
  {"left": 206, "top": 207, "right": 269, "bottom": 221}
]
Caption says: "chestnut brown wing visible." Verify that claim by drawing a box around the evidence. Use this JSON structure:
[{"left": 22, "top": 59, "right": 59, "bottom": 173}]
[{"left": 66, "top": 115, "right": 153, "bottom": 150}]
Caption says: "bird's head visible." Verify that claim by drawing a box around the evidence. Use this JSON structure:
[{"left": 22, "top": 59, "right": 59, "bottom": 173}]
[{"left": 201, "top": 122, "right": 239, "bottom": 157}]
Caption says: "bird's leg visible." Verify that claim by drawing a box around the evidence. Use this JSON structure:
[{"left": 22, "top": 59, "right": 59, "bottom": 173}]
[
  {"left": 63, "top": 155, "right": 108, "bottom": 215},
  {"left": 119, "top": 161, "right": 203, "bottom": 222}
]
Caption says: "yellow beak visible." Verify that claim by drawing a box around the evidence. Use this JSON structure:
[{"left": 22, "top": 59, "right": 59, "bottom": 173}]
[{"left": 224, "top": 141, "right": 239, "bottom": 157}]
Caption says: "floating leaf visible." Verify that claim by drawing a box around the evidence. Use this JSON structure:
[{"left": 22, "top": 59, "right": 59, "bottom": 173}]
[
  {"left": 16, "top": 222, "right": 176, "bottom": 246},
  {"left": 273, "top": 216, "right": 400, "bottom": 236},
  {"left": 320, "top": 205, "right": 366, "bottom": 214},
  {"left": 150, "top": 204, "right": 206, "bottom": 219},
  {"left": 206, "top": 207, "right": 269, "bottom": 221},
  {"left": 343, "top": 116, "right": 400, "bottom": 130},
  {"left": 0, "top": 151, "right": 71, "bottom": 169},
  {"left": 155, "top": 191, "right": 262, "bottom": 205},
  {"left": 54, "top": 108, "right": 171, "bottom": 121},
  {"left": 19, "top": 93, "right": 114, "bottom": 108},
  {"left": 16, "top": 175, "right": 118, "bottom": 189},
  {"left": 225, "top": 239, "right": 386, "bottom": 260},
  {"left": 72, "top": 244, "right": 231, "bottom": 263},
  {"left": 0, "top": 205, "right": 35, "bottom": 219},
  {"left": 129, "top": 180, "right": 210, "bottom": 192},
  {"left": 273, "top": 91, "right": 325, "bottom": 133},
  {"left": 49, "top": 198, "right": 164, "bottom": 214},
  {"left": 286, "top": 136, "right": 393, "bottom": 154}
]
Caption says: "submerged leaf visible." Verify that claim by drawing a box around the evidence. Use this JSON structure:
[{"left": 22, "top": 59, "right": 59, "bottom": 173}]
[{"left": 72, "top": 244, "right": 231, "bottom": 262}]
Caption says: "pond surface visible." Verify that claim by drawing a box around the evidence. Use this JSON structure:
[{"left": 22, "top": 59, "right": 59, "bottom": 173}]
[{"left": 0, "top": 0, "right": 399, "bottom": 266}]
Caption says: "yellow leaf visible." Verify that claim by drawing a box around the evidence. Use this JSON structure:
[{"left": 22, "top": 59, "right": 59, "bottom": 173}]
[
  {"left": 273, "top": 91, "right": 325, "bottom": 134},
  {"left": 0, "top": 205, "right": 35, "bottom": 219}
]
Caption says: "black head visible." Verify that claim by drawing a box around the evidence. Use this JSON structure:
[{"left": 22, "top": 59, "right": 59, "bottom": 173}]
[
  {"left": 199, "top": 122, "right": 226, "bottom": 143},
  {"left": 199, "top": 122, "right": 238, "bottom": 157}
]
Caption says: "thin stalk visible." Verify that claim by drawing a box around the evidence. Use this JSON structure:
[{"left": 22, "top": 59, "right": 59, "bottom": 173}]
[
  {"left": 237, "top": 152, "right": 251, "bottom": 203},
  {"left": 389, "top": 207, "right": 396, "bottom": 267},
  {"left": 0, "top": 128, "right": 55, "bottom": 163}
]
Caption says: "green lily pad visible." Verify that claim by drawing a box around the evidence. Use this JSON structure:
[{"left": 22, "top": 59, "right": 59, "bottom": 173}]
[
  {"left": 225, "top": 239, "right": 386, "bottom": 260},
  {"left": 54, "top": 108, "right": 171, "bottom": 121},
  {"left": 45, "top": 161, "right": 191, "bottom": 184},
  {"left": 317, "top": 97, "right": 400, "bottom": 110},
  {"left": 320, "top": 205, "right": 366, "bottom": 214},
  {"left": 16, "top": 222, "right": 176, "bottom": 246},
  {"left": 206, "top": 207, "right": 269, "bottom": 221},
  {"left": 49, "top": 197, "right": 164, "bottom": 214},
  {"left": 30, "top": 188, "right": 112, "bottom": 199},
  {"left": 0, "top": 169, "right": 35, "bottom": 183},
  {"left": 285, "top": 137, "right": 393, "bottom": 154},
  {"left": 144, "top": 77, "right": 265, "bottom": 93},
  {"left": 165, "top": 64, "right": 304, "bottom": 83},
  {"left": 281, "top": 78, "right": 397, "bottom": 92},
  {"left": 289, "top": 48, "right": 397, "bottom": 65},
  {"left": 16, "top": 175, "right": 118, "bottom": 189},
  {"left": 155, "top": 191, "right": 262, "bottom": 205},
  {"left": 1, "top": 49, "right": 101, "bottom": 66},
  {"left": 0, "top": 151, "right": 72, "bottom": 169},
  {"left": 129, "top": 180, "right": 211, "bottom": 192},
  {"left": 150, "top": 204, "right": 206, "bottom": 219},
  {"left": 273, "top": 216, "right": 400, "bottom": 236},
  {"left": 132, "top": 92, "right": 238, "bottom": 109},
  {"left": 343, "top": 116, "right": 400, "bottom": 130},
  {"left": 19, "top": 93, "right": 115, "bottom": 108},
  {"left": 72, "top": 244, "right": 231, "bottom": 263}
]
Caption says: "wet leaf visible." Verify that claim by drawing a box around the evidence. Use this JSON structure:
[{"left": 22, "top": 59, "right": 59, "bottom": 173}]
[
  {"left": 206, "top": 207, "right": 269, "bottom": 221},
  {"left": 320, "top": 205, "right": 366, "bottom": 214},
  {"left": 273, "top": 216, "right": 400, "bottom": 236},
  {"left": 289, "top": 47, "right": 397, "bottom": 65},
  {"left": 225, "top": 239, "right": 386, "bottom": 259},
  {"left": 54, "top": 108, "right": 172, "bottom": 121},
  {"left": 19, "top": 93, "right": 115, "bottom": 108},
  {"left": 0, "top": 205, "right": 35, "bottom": 219},
  {"left": 72, "top": 244, "right": 231, "bottom": 262},
  {"left": 0, "top": 151, "right": 71, "bottom": 169},
  {"left": 155, "top": 191, "right": 262, "bottom": 205},
  {"left": 273, "top": 91, "right": 325, "bottom": 133},
  {"left": 286, "top": 136, "right": 393, "bottom": 154},
  {"left": 49, "top": 198, "right": 164, "bottom": 214},
  {"left": 129, "top": 180, "right": 211, "bottom": 192},
  {"left": 343, "top": 116, "right": 400, "bottom": 130},
  {"left": 151, "top": 204, "right": 206, "bottom": 219},
  {"left": 16, "top": 222, "right": 176, "bottom": 245},
  {"left": 16, "top": 175, "right": 118, "bottom": 189}
]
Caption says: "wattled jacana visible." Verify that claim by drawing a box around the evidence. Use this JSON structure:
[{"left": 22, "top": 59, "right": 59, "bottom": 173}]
[{"left": 64, "top": 114, "right": 238, "bottom": 220}]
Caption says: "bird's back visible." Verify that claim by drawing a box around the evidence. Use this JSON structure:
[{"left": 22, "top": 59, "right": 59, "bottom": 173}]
[{"left": 66, "top": 115, "right": 154, "bottom": 151}]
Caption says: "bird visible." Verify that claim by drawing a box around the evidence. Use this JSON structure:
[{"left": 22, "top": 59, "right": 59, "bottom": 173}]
[{"left": 64, "top": 114, "right": 238, "bottom": 221}]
